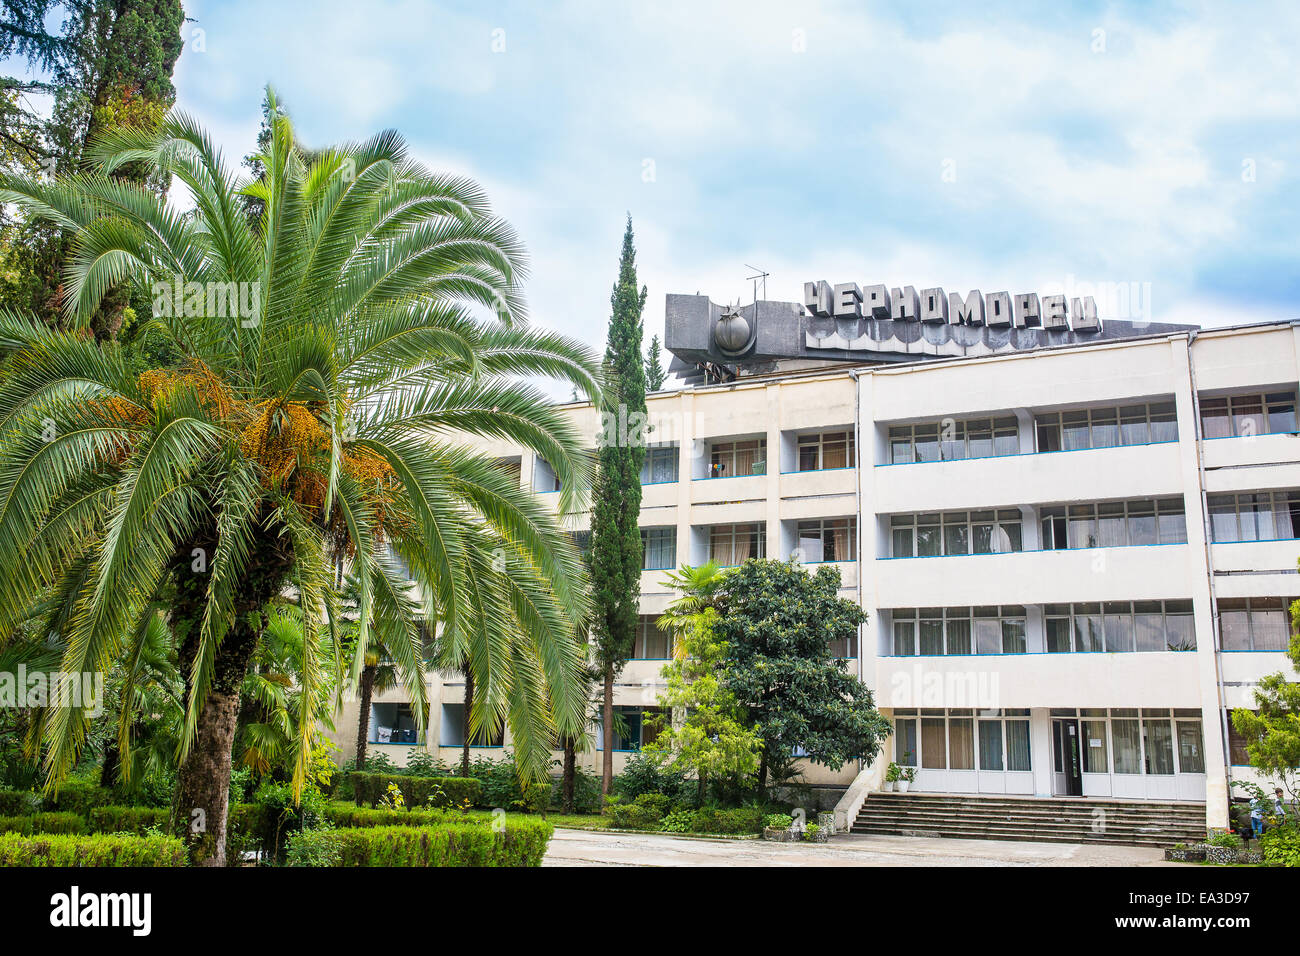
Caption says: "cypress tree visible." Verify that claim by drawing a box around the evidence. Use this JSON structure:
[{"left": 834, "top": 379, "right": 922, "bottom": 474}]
[
  {"left": 590, "top": 215, "right": 648, "bottom": 794},
  {"left": 645, "top": 334, "right": 666, "bottom": 391}
]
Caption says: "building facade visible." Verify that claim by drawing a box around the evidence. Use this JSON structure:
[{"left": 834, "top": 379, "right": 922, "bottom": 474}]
[{"left": 332, "top": 303, "right": 1300, "bottom": 831}]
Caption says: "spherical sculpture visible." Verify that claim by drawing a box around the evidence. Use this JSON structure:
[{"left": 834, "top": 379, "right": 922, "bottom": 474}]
[{"left": 714, "top": 310, "right": 751, "bottom": 353}]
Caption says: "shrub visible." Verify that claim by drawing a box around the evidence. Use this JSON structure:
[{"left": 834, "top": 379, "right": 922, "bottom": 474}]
[
  {"left": 764, "top": 812, "right": 794, "bottom": 830},
  {"left": 289, "top": 818, "right": 553, "bottom": 867},
  {"left": 1261, "top": 823, "right": 1300, "bottom": 867},
  {"left": 0, "top": 790, "right": 41, "bottom": 816},
  {"left": 285, "top": 827, "right": 343, "bottom": 867},
  {"left": 608, "top": 794, "right": 670, "bottom": 831},
  {"left": 1206, "top": 830, "right": 1244, "bottom": 849},
  {"left": 348, "top": 772, "right": 482, "bottom": 810},
  {"left": 403, "top": 750, "right": 450, "bottom": 778},
  {"left": 689, "top": 806, "right": 763, "bottom": 835},
  {"left": 660, "top": 809, "right": 694, "bottom": 832},
  {"left": 0, "top": 831, "right": 185, "bottom": 866},
  {"left": 325, "top": 806, "right": 461, "bottom": 829},
  {"left": 0, "top": 812, "right": 86, "bottom": 835},
  {"left": 614, "top": 753, "right": 691, "bottom": 804},
  {"left": 87, "top": 806, "right": 171, "bottom": 834},
  {"left": 552, "top": 767, "right": 602, "bottom": 814},
  {"left": 45, "top": 781, "right": 113, "bottom": 816}
]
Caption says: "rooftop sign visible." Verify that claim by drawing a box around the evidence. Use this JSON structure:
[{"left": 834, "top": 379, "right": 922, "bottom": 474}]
[{"left": 803, "top": 281, "right": 1100, "bottom": 333}]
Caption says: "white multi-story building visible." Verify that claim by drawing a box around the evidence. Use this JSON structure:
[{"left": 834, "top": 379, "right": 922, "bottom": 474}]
[{"left": 333, "top": 288, "right": 1300, "bottom": 832}]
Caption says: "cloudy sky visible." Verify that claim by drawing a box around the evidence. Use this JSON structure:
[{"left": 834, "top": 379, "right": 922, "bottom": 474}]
[{"left": 132, "top": 2, "right": 1300, "bottom": 381}]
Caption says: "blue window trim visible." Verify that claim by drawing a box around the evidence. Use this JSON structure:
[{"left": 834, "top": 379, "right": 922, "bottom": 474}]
[
  {"left": 371, "top": 740, "right": 427, "bottom": 746},
  {"left": 1221, "top": 648, "right": 1290, "bottom": 654},
  {"left": 639, "top": 478, "right": 679, "bottom": 486},
  {"left": 630, "top": 657, "right": 673, "bottom": 662},
  {"left": 874, "top": 437, "right": 1179, "bottom": 468},
  {"left": 1210, "top": 536, "right": 1300, "bottom": 546},
  {"left": 878, "top": 541, "right": 1187, "bottom": 561},
  {"left": 884, "top": 649, "right": 1196, "bottom": 658},
  {"left": 799, "top": 559, "right": 855, "bottom": 565},
  {"left": 641, "top": 563, "right": 676, "bottom": 572},
  {"left": 779, "top": 465, "right": 857, "bottom": 475},
  {"left": 693, "top": 472, "right": 766, "bottom": 481},
  {"left": 1201, "top": 429, "right": 1299, "bottom": 442}
]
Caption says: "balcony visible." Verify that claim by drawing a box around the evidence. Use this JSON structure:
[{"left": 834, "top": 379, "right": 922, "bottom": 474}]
[
  {"left": 778, "top": 466, "right": 857, "bottom": 517},
  {"left": 872, "top": 544, "right": 1195, "bottom": 607},
  {"left": 1211, "top": 539, "right": 1300, "bottom": 599},
  {"left": 875, "top": 651, "right": 1201, "bottom": 710},
  {"left": 872, "top": 441, "right": 1183, "bottom": 514},
  {"left": 1201, "top": 432, "right": 1300, "bottom": 492}
]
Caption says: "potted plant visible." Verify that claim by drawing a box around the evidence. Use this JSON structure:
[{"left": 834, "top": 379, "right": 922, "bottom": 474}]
[
  {"left": 897, "top": 765, "right": 916, "bottom": 793},
  {"left": 884, "top": 762, "right": 901, "bottom": 791}
]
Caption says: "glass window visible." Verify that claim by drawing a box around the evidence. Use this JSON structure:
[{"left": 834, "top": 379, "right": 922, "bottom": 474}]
[
  {"left": 1119, "top": 405, "right": 1149, "bottom": 445},
  {"left": 891, "top": 517, "right": 915, "bottom": 558},
  {"left": 1111, "top": 718, "right": 1141, "bottom": 774},
  {"left": 641, "top": 445, "right": 679, "bottom": 484},
  {"left": 641, "top": 527, "right": 676, "bottom": 571},
  {"left": 709, "top": 438, "right": 766, "bottom": 478},
  {"left": 1267, "top": 392, "right": 1297, "bottom": 434},
  {"left": 1001, "top": 618, "right": 1027, "bottom": 654},
  {"left": 1036, "top": 414, "right": 1062, "bottom": 453},
  {"left": 978, "top": 721, "right": 1004, "bottom": 771},
  {"left": 1082, "top": 719, "right": 1108, "bottom": 773},
  {"left": 921, "top": 718, "right": 947, "bottom": 769},
  {"left": 1062, "top": 411, "right": 1090, "bottom": 450},
  {"left": 1149, "top": 403, "right": 1178, "bottom": 442},
  {"left": 1104, "top": 603, "right": 1135, "bottom": 653},
  {"left": 709, "top": 523, "right": 765, "bottom": 565},
  {"left": 1200, "top": 397, "right": 1231, "bottom": 439},
  {"left": 893, "top": 620, "right": 916, "bottom": 657},
  {"left": 943, "top": 513, "right": 969, "bottom": 556},
  {"left": 1090, "top": 407, "right": 1119, "bottom": 448},
  {"left": 948, "top": 718, "right": 975, "bottom": 770},
  {"left": 918, "top": 615, "right": 944, "bottom": 656},
  {"left": 1176, "top": 720, "right": 1204, "bottom": 774},
  {"left": 945, "top": 613, "right": 972, "bottom": 655},
  {"left": 1046, "top": 615, "right": 1072, "bottom": 653},
  {"left": 633, "top": 618, "right": 673, "bottom": 659},
  {"left": 1143, "top": 717, "right": 1175, "bottom": 775},
  {"left": 895, "top": 718, "right": 918, "bottom": 767},
  {"left": 1128, "top": 501, "right": 1157, "bottom": 546}
]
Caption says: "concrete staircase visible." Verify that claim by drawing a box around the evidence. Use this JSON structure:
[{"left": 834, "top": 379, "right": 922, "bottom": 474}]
[{"left": 851, "top": 792, "right": 1206, "bottom": 847}]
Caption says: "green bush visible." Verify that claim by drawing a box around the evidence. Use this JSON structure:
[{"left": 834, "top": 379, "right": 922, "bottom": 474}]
[
  {"left": 1206, "top": 830, "right": 1244, "bottom": 849},
  {"left": 0, "top": 812, "right": 86, "bottom": 835},
  {"left": 552, "top": 767, "right": 602, "bottom": 814},
  {"left": 660, "top": 809, "right": 694, "bottom": 832},
  {"left": 608, "top": 793, "right": 670, "bottom": 830},
  {"left": 324, "top": 806, "right": 466, "bottom": 829},
  {"left": 764, "top": 812, "right": 794, "bottom": 830},
  {"left": 87, "top": 806, "right": 171, "bottom": 834},
  {"left": 289, "top": 818, "right": 553, "bottom": 867},
  {"left": 0, "top": 790, "right": 40, "bottom": 816},
  {"left": 45, "top": 781, "right": 113, "bottom": 816},
  {"left": 1261, "top": 823, "right": 1300, "bottom": 867},
  {"left": 348, "top": 772, "right": 482, "bottom": 810},
  {"left": 689, "top": 806, "right": 763, "bottom": 835},
  {"left": 614, "top": 753, "right": 692, "bottom": 804},
  {"left": 0, "top": 831, "right": 185, "bottom": 866}
]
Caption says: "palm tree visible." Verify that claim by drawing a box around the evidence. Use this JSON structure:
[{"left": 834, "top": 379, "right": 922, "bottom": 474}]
[
  {"left": 0, "top": 94, "right": 599, "bottom": 864},
  {"left": 656, "top": 561, "right": 730, "bottom": 650}
]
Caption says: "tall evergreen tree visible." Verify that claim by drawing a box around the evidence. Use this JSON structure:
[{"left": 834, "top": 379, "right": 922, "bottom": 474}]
[
  {"left": 644, "top": 334, "right": 666, "bottom": 391},
  {"left": 590, "top": 216, "right": 648, "bottom": 794}
]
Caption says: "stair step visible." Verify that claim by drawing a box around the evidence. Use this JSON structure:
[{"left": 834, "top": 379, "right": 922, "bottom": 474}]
[{"left": 852, "top": 792, "right": 1206, "bottom": 847}]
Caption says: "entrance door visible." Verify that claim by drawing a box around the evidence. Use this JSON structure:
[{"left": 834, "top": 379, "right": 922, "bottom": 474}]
[{"left": 1052, "top": 719, "right": 1083, "bottom": 796}]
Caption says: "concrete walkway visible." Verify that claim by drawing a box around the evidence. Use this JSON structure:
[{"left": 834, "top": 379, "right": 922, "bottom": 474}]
[{"left": 544, "top": 827, "right": 1180, "bottom": 867}]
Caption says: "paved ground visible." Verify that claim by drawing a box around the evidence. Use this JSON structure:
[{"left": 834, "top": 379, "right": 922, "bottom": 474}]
[{"left": 543, "top": 827, "right": 1180, "bottom": 867}]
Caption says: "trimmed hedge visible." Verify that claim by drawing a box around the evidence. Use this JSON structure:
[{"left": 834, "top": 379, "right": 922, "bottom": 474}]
[
  {"left": 87, "top": 806, "right": 171, "bottom": 834},
  {"left": 291, "top": 818, "right": 553, "bottom": 866},
  {"left": 0, "top": 831, "right": 185, "bottom": 866},
  {"left": 0, "top": 812, "right": 86, "bottom": 835},
  {"left": 348, "top": 772, "right": 482, "bottom": 810},
  {"left": 44, "top": 782, "right": 114, "bottom": 816},
  {"left": 608, "top": 795, "right": 763, "bottom": 835},
  {"left": 324, "top": 806, "right": 465, "bottom": 829}
]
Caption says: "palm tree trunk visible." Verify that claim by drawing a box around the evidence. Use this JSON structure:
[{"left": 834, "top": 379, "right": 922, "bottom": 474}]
[
  {"left": 601, "top": 664, "right": 614, "bottom": 795},
  {"left": 562, "top": 736, "right": 576, "bottom": 813},
  {"left": 460, "top": 662, "right": 474, "bottom": 777},
  {"left": 173, "top": 615, "right": 262, "bottom": 867},
  {"left": 355, "top": 664, "right": 375, "bottom": 772},
  {"left": 172, "top": 534, "right": 290, "bottom": 867}
]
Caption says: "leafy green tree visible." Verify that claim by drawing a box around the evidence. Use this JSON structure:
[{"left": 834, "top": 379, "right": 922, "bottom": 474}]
[
  {"left": 656, "top": 560, "right": 728, "bottom": 641},
  {"left": 644, "top": 608, "right": 762, "bottom": 803},
  {"left": 0, "top": 1, "right": 185, "bottom": 336},
  {"left": 0, "top": 98, "right": 599, "bottom": 863},
  {"left": 1231, "top": 595, "right": 1300, "bottom": 801},
  {"left": 715, "top": 559, "right": 891, "bottom": 790},
  {"left": 644, "top": 333, "right": 666, "bottom": 391},
  {"left": 589, "top": 215, "right": 647, "bottom": 794}
]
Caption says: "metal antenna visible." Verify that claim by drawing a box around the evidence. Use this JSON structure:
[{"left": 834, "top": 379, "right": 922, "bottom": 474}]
[{"left": 744, "top": 264, "right": 769, "bottom": 304}]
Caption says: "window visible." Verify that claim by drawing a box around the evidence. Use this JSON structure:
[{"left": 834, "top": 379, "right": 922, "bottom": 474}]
[
  {"left": 633, "top": 617, "right": 673, "bottom": 659},
  {"left": 708, "top": 438, "right": 766, "bottom": 477},
  {"left": 887, "top": 416, "right": 1018, "bottom": 463},
  {"left": 1226, "top": 711, "right": 1256, "bottom": 765},
  {"left": 708, "top": 523, "right": 766, "bottom": 565},
  {"left": 495, "top": 457, "right": 522, "bottom": 486},
  {"left": 640, "top": 527, "right": 676, "bottom": 571},
  {"left": 1207, "top": 491, "right": 1300, "bottom": 542},
  {"left": 439, "top": 703, "right": 503, "bottom": 748},
  {"left": 372, "top": 703, "right": 424, "bottom": 745},
  {"left": 1040, "top": 499, "right": 1186, "bottom": 549},
  {"left": 534, "top": 459, "right": 562, "bottom": 493},
  {"left": 890, "top": 510, "right": 1022, "bottom": 557},
  {"left": 1200, "top": 390, "right": 1298, "bottom": 439},
  {"left": 890, "top": 607, "right": 1026, "bottom": 655},
  {"left": 598, "top": 706, "right": 667, "bottom": 752},
  {"left": 796, "top": 430, "right": 855, "bottom": 471},
  {"left": 898, "top": 709, "right": 1030, "bottom": 773},
  {"left": 1034, "top": 402, "right": 1177, "bottom": 451},
  {"left": 1218, "top": 597, "right": 1291, "bottom": 651},
  {"left": 641, "top": 445, "right": 679, "bottom": 484},
  {"left": 570, "top": 530, "right": 591, "bottom": 557},
  {"left": 1176, "top": 715, "right": 1204, "bottom": 774},
  {"left": 1045, "top": 601, "right": 1195, "bottom": 653},
  {"left": 796, "top": 517, "right": 856, "bottom": 562}
]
